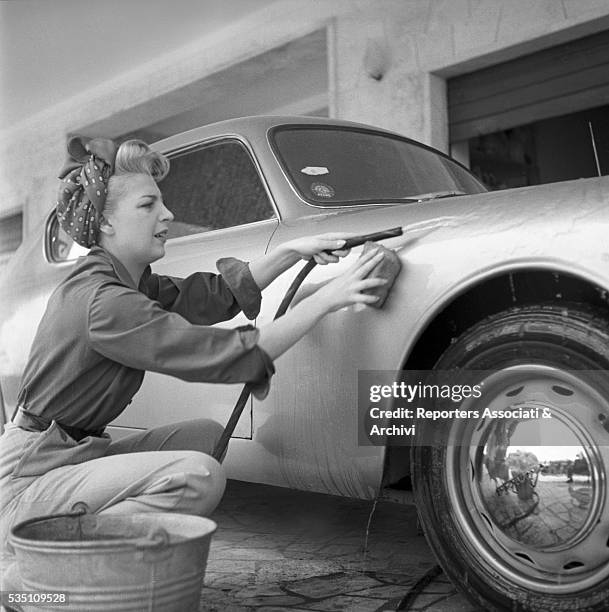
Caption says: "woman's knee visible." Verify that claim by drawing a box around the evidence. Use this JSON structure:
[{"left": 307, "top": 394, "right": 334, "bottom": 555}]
[
  {"left": 147, "top": 419, "right": 225, "bottom": 456},
  {"left": 175, "top": 451, "right": 226, "bottom": 516}
]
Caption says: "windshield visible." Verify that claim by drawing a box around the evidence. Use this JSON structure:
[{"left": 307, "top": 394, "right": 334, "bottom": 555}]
[{"left": 271, "top": 126, "right": 486, "bottom": 206}]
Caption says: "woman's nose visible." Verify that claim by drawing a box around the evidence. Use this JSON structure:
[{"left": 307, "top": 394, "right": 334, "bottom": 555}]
[{"left": 160, "top": 203, "right": 174, "bottom": 222}]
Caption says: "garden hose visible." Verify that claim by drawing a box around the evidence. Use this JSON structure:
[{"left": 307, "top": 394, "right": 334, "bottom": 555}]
[{"left": 212, "top": 226, "right": 403, "bottom": 461}]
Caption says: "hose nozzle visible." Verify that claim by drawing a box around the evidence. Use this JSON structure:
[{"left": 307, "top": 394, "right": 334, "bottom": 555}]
[{"left": 339, "top": 227, "right": 403, "bottom": 250}]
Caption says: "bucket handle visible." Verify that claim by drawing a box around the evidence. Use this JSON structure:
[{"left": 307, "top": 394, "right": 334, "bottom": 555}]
[
  {"left": 10, "top": 503, "right": 172, "bottom": 557},
  {"left": 137, "top": 527, "right": 170, "bottom": 550},
  {"left": 139, "top": 527, "right": 173, "bottom": 562},
  {"left": 68, "top": 503, "right": 170, "bottom": 550},
  {"left": 70, "top": 504, "right": 171, "bottom": 551},
  {"left": 10, "top": 501, "right": 89, "bottom": 534},
  {"left": 9, "top": 501, "right": 91, "bottom": 549}
]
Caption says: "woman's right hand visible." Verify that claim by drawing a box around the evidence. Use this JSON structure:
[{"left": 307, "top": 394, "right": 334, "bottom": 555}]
[
  {"left": 258, "top": 248, "right": 391, "bottom": 360},
  {"left": 313, "top": 248, "right": 388, "bottom": 313}
]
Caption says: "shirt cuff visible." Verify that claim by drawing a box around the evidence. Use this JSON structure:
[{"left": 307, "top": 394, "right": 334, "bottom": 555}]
[
  {"left": 237, "top": 325, "right": 275, "bottom": 400},
  {"left": 216, "top": 257, "right": 262, "bottom": 320}
]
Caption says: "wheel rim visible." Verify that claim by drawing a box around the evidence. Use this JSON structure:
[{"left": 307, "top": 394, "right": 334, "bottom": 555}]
[{"left": 445, "top": 365, "right": 609, "bottom": 594}]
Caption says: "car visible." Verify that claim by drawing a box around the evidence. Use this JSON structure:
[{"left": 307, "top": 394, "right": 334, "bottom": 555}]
[{"left": 2, "top": 115, "right": 609, "bottom": 611}]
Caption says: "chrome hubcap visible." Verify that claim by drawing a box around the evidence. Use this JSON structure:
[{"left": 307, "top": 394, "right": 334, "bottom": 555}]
[{"left": 445, "top": 365, "right": 609, "bottom": 594}]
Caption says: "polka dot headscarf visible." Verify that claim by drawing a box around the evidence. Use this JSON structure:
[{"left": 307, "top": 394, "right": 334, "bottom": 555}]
[{"left": 56, "top": 136, "right": 118, "bottom": 248}]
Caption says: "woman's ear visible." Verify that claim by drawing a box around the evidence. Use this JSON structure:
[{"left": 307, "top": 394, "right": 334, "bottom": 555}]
[{"left": 98, "top": 214, "right": 115, "bottom": 237}]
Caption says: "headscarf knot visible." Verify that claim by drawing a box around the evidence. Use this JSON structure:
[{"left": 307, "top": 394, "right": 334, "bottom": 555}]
[{"left": 56, "top": 136, "right": 118, "bottom": 248}]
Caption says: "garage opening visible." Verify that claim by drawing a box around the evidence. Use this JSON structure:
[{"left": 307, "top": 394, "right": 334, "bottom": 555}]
[
  {"left": 467, "top": 104, "right": 608, "bottom": 190},
  {"left": 448, "top": 29, "right": 609, "bottom": 190},
  {"left": 79, "top": 28, "right": 329, "bottom": 144}
]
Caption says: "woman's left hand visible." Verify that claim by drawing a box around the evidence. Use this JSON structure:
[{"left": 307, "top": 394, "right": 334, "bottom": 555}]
[{"left": 282, "top": 233, "right": 352, "bottom": 265}]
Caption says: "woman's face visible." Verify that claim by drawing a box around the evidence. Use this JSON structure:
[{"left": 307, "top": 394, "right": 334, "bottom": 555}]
[{"left": 102, "top": 173, "right": 174, "bottom": 269}]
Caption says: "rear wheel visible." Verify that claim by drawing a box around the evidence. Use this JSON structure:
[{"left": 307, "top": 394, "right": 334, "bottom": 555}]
[{"left": 412, "top": 304, "right": 609, "bottom": 611}]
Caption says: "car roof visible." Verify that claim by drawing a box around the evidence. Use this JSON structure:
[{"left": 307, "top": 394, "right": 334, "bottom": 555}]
[{"left": 152, "top": 114, "right": 407, "bottom": 154}]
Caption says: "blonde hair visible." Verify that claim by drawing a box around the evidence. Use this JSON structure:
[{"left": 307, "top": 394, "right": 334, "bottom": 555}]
[{"left": 103, "top": 140, "right": 170, "bottom": 218}]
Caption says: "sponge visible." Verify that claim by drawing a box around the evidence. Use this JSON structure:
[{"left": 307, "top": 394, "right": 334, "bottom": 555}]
[{"left": 360, "top": 241, "right": 402, "bottom": 309}]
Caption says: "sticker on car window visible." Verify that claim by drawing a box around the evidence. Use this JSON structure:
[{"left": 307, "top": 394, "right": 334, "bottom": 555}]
[
  {"left": 311, "top": 182, "right": 335, "bottom": 199},
  {"left": 301, "top": 166, "right": 329, "bottom": 176}
]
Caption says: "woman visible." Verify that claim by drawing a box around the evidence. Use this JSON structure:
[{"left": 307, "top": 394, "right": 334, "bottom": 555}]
[{"left": 0, "top": 136, "right": 386, "bottom": 591}]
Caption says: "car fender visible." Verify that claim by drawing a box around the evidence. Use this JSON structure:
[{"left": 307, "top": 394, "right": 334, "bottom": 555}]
[{"left": 235, "top": 176, "right": 609, "bottom": 498}]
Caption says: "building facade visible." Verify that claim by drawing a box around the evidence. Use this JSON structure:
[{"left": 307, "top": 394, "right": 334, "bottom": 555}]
[{"left": 1, "top": 0, "right": 608, "bottom": 266}]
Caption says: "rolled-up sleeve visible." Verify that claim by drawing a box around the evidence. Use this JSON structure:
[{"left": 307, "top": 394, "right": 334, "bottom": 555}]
[
  {"left": 143, "top": 257, "right": 262, "bottom": 324},
  {"left": 216, "top": 257, "right": 262, "bottom": 320},
  {"left": 234, "top": 326, "right": 275, "bottom": 400},
  {"left": 88, "top": 283, "right": 274, "bottom": 390}
]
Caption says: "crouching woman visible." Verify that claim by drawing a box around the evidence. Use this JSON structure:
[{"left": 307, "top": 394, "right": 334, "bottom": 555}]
[{"left": 0, "top": 136, "right": 386, "bottom": 587}]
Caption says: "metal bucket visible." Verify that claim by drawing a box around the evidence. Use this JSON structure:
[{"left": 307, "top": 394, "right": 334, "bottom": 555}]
[{"left": 9, "top": 503, "right": 216, "bottom": 611}]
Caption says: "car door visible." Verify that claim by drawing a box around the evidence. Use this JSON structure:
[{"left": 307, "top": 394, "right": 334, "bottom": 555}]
[{"left": 108, "top": 137, "right": 279, "bottom": 439}]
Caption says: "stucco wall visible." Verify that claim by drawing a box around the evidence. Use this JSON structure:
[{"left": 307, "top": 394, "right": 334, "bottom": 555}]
[{"left": 2, "top": 0, "right": 609, "bottom": 237}]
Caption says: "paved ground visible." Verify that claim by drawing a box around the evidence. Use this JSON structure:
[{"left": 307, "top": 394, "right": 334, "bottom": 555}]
[
  {"left": 201, "top": 480, "right": 482, "bottom": 611},
  {"left": 0, "top": 479, "right": 481, "bottom": 612}
]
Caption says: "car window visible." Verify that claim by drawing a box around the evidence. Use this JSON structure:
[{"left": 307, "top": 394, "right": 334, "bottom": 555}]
[
  {"left": 160, "top": 139, "right": 276, "bottom": 239},
  {"left": 47, "top": 139, "right": 276, "bottom": 262},
  {"left": 271, "top": 126, "right": 486, "bottom": 206}
]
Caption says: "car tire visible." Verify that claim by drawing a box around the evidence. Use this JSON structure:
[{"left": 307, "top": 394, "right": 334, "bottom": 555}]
[{"left": 411, "top": 303, "right": 609, "bottom": 611}]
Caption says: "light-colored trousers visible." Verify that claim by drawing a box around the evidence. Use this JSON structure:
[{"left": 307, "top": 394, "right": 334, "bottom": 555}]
[{"left": 0, "top": 419, "right": 226, "bottom": 593}]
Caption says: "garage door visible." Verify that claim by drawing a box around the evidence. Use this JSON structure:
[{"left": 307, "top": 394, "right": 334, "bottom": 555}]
[{"left": 448, "top": 29, "right": 609, "bottom": 142}]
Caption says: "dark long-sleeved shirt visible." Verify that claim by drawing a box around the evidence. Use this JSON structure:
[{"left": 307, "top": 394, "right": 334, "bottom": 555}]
[{"left": 16, "top": 246, "right": 274, "bottom": 433}]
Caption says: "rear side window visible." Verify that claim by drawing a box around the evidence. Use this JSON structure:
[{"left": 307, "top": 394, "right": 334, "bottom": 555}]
[
  {"left": 271, "top": 126, "right": 486, "bottom": 206},
  {"left": 160, "top": 139, "right": 276, "bottom": 239}
]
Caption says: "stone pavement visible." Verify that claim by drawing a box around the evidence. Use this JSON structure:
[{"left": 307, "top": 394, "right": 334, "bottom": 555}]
[{"left": 201, "top": 480, "right": 482, "bottom": 611}]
